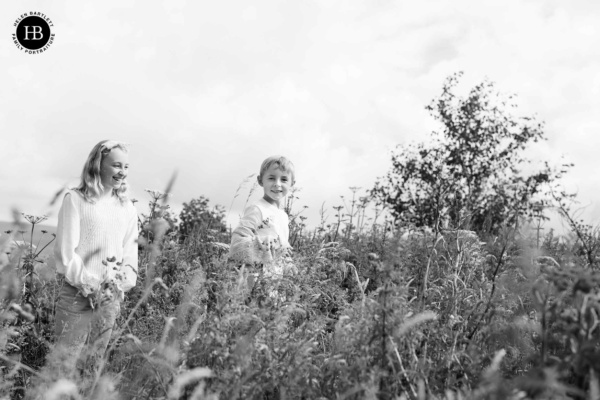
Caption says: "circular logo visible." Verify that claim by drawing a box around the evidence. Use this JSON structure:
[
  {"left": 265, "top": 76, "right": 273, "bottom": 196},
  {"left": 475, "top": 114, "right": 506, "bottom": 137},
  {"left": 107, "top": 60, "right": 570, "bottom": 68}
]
[{"left": 12, "top": 12, "right": 55, "bottom": 54}]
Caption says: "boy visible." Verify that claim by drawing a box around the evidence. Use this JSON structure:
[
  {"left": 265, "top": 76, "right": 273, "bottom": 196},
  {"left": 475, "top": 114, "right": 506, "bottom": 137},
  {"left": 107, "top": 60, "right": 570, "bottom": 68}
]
[{"left": 229, "top": 156, "right": 295, "bottom": 276}]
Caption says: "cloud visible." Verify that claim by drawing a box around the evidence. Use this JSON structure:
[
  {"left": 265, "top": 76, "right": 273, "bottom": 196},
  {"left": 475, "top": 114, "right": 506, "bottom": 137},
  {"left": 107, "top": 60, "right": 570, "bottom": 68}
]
[{"left": 1, "top": 0, "right": 600, "bottom": 232}]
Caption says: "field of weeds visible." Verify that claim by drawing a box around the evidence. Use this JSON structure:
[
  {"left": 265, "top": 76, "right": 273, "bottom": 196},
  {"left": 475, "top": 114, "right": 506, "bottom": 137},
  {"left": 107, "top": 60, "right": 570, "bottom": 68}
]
[{"left": 1, "top": 186, "right": 599, "bottom": 400}]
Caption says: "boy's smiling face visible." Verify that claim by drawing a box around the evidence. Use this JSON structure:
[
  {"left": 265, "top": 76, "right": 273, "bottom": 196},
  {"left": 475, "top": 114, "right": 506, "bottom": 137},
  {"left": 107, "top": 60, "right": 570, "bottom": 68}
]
[{"left": 259, "top": 163, "right": 293, "bottom": 207}]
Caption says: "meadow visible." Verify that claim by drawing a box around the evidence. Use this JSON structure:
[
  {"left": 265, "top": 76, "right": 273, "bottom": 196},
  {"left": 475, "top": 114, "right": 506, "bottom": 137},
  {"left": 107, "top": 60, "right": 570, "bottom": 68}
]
[
  {"left": 1, "top": 182, "right": 599, "bottom": 400},
  {"left": 1, "top": 75, "right": 598, "bottom": 400}
]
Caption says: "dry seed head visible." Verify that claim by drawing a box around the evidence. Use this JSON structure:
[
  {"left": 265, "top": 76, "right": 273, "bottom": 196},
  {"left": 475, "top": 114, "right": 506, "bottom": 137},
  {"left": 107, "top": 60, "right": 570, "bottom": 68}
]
[
  {"left": 145, "top": 189, "right": 171, "bottom": 201},
  {"left": 21, "top": 213, "right": 48, "bottom": 225}
]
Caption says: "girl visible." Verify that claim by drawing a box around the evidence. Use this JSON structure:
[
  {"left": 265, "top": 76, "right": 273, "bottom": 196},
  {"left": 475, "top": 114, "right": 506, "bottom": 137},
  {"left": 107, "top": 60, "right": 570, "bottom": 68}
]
[{"left": 52, "top": 139, "right": 138, "bottom": 372}]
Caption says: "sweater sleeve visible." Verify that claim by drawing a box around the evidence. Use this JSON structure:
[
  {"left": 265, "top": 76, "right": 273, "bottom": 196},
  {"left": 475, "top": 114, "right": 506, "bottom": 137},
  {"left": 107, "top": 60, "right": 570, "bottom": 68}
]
[
  {"left": 232, "top": 206, "right": 262, "bottom": 238},
  {"left": 54, "top": 192, "right": 101, "bottom": 296},
  {"left": 229, "top": 206, "right": 261, "bottom": 263},
  {"left": 120, "top": 205, "right": 138, "bottom": 292}
]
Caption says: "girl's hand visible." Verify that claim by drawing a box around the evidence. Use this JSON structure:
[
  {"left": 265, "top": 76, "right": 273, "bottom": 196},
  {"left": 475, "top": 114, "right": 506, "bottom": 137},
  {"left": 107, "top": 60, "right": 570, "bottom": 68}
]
[
  {"left": 99, "top": 286, "right": 115, "bottom": 306},
  {"left": 99, "top": 281, "right": 123, "bottom": 306},
  {"left": 80, "top": 281, "right": 101, "bottom": 298}
]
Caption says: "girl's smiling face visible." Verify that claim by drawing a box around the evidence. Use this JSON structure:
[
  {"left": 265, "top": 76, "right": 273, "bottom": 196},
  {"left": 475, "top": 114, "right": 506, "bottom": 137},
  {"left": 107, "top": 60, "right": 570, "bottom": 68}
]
[
  {"left": 259, "top": 164, "right": 292, "bottom": 207},
  {"left": 100, "top": 148, "right": 129, "bottom": 192}
]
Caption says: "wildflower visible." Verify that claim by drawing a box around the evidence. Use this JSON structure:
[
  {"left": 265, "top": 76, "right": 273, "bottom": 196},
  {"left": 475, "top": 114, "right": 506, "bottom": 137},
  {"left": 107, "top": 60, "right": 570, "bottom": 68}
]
[
  {"left": 257, "top": 217, "right": 272, "bottom": 230},
  {"left": 144, "top": 189, "right": 171, "bottom": 201},
  {"left": 21, "top": 213, "right": 48, "bottom": 225}
]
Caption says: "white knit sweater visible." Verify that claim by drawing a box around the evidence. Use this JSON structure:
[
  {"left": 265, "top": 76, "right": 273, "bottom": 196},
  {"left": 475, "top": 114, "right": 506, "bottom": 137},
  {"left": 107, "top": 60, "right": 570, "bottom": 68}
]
[{"left": 54, "top": 190, "right": 138, "bottom": 296}]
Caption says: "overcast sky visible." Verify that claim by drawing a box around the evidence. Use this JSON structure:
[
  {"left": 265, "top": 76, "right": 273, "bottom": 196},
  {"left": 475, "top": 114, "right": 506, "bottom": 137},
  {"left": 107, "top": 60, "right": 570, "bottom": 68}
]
[{"left": 1, "top": 0, "right": 599, "bottom": 233}]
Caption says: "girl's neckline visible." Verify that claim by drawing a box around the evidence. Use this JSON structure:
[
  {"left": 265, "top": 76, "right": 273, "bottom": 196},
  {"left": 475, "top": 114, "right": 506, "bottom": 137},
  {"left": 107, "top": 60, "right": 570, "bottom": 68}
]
[
  {"left": 72, "top": 189, "right": 119, "bottom": 203},
  {"left": 96, "top": 194, "right": 118, "bottom": 202}
]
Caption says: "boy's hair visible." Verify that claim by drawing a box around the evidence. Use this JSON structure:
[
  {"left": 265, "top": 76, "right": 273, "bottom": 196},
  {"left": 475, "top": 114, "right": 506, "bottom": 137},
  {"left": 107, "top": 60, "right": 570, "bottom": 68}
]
[
  {"left": 258, "top": 156, "right": 295, "bottom": 184},
  {"left": 75, "top": 140, "right": 130, "bottom": 204}
]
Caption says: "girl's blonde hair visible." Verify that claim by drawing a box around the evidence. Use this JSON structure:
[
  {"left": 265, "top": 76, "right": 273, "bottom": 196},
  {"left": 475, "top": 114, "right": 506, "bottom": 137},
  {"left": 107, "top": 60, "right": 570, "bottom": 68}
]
[{"left": 75, "top": 140, "right": 130, "bottom": 204}]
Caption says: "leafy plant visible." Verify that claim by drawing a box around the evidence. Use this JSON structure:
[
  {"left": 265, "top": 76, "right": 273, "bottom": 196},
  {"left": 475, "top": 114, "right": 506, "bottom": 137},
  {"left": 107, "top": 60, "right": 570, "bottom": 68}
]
[{"left": 372, "top": 72, "right": 571, "bottom": 233}]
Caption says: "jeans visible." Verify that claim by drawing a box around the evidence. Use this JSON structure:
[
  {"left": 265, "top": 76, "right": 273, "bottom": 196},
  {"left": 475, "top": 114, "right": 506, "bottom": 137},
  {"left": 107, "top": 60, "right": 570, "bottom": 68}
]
[
  {"left": 53, "top": 282, "right": 120, "bottom": 374},
  {"left": 25, "top": 284, "right": 120, "bottom": 399}
]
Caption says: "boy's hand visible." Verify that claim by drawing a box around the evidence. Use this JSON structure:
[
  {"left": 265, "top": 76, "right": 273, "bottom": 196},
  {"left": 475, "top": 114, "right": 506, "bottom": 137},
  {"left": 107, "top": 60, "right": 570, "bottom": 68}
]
[
  {"left": 253, "top": 235, "right": 267, "bottom": 251},
  {"left": 255, "top": 235, "right": 280, "bottom": 251}
]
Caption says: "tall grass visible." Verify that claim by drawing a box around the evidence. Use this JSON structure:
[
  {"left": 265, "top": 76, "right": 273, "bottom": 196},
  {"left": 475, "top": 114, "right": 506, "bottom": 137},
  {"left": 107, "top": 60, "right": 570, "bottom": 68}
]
[{"left": 0, "top": 184, "right": 599, "bottom": 399}]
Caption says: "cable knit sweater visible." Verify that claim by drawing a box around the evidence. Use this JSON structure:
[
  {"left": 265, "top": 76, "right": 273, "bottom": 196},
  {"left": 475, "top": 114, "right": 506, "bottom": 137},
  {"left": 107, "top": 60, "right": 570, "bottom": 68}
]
[{"left": 54, "top": 190, "right": 138, "bottom": 296}]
